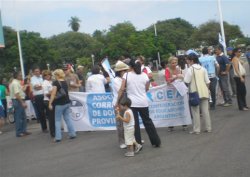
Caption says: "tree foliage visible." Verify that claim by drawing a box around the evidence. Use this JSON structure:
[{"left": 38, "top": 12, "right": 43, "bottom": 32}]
[
  {"left": 68, "top": 16, "right": 81, "bottom": 32},
  {"left": 190, "top": 20, "right": 244, "bottom": 47},
  {"left": 0, "top": 18, "right": 249, "bottom": 76}
]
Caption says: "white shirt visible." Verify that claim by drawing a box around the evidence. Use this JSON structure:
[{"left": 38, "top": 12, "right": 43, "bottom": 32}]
[
  {"left": 112, "top": 77, "right": 123, "bottom": 106},
  {"left": 42, "top": 80, "right": 53, "bottom": 101},
  {"left": 123, "top": 108, "right": 135, "bottom": 130},
  {"left": 141, "top": 64, "right": 152, "bottom": 74},
  {"left": 86, "top": 74, "right": 107, "bottom": 93},
  {"left": 31, "top": 75, "right": 44, "bottom": 96},
  {"left": 184, "top": 64, "right": 210, "bottom": 98},
  {"left": 123, "top": 72, "right": 149, "bottom": 107}
]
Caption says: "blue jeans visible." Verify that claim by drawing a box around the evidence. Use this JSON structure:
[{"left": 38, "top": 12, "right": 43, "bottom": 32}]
[
  {"left": 12, "top": 99, "right": 27, "bottom": 136},
  {"left": 55, "top": 103, "right": 76, "bottom": 140}
]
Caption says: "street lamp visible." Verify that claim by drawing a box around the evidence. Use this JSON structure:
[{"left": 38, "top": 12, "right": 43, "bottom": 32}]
[
  {"left": 91, "top": 54, "right": 95, "bottom": 66},
  {"left": 46, "top": 63, "right": 50, "bottom": 70}
]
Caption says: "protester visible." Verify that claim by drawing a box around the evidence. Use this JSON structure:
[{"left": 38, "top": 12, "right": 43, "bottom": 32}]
[
  {"left": 86, "top": 65, "right": 109, "bottom": 93},
  {"left": 9, "top": 71, "right": 31, "bottom": 137},
  {"left": 120, "top": 59, "right": 161, "bottom": 147},
  {"left": 136, "top": 56, "right": 155, "bottom": 87},
  {"left": 23, "top": 77, "right": 33, "bottom": 101},
  {"left": 76, "top": 65, "right": 85, "bottom": 92},
  {"left": 231, "top": 48, "right": 249, "bottom": 111},
  {"left": 116, "top": 97, "right": 142, "bottom": 157},
  {"left": 0, "top": 78, "right": 8, "bottom": 120},
  {"left": 64, "top": 64, "right": 81, "bottom": 92},
  {"left": 113, "top": 61, "right": 130, "bottom": 149},
  {"left": 215, "top": 45, "right": 232, "bottom": 106},
  {"left": 227, "top": 47, "right": 237, "bottom": 97},
  {"left": 31, "top": 66, "right": 47, "bottom": 131},
  {"left": 165, "top": 56, "right": 186, "bottom": 131},
  {"left": 184, "top": 53, "right": 212, "bottom": 134},
  {"left": 199, "top": 47, "right": 219, "bottom": 110},
  {"left": 246, "top": 47, "right": 250, "bottom": 70},
  {"left": 49, "top": 69, "right": 76, "bottom": 142},
  {"left": 156, "top": 61, "right": 167, "bottom": 85},
  {"left": 42, "top": 70, "right": 55, "bottom": 137}
]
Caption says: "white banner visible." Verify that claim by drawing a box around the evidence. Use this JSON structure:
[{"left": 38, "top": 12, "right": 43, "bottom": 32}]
[{"left": 67, "top": 84, "right": 192, "bottom": 131}]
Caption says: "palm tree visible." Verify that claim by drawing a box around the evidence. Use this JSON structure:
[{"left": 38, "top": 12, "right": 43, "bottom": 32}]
[{"left": 68, "top": 16, "right": 81, "bottom": 32}]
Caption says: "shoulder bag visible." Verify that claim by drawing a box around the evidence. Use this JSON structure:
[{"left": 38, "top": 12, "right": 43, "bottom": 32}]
[
  {"left": 189, "top": 67, "right": 200, "bottom": 106},
  {"left": 55, "top": 81, "right": 67, "bottom": 99}
]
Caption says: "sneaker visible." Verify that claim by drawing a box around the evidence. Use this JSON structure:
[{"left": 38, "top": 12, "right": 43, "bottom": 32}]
[
  {"left": 23, "top": 132, "right": 32, "bottom": 136},
  {"left": 54, "top": 139, "right": 61, "bottom": 143},
  {"left": 182, "top": 126, "right": 188, "bottom": 131},
  {"left": 69, "top": 136, "right": 76, "bottom": 139},
  {"left": 189, "top": 131, "right": 200, "bottom": 135},
  {"left": 223, "top": 103, "right": 232, "bottom": 107},
  {"left": 168, "top": 127, "right": 174, "bottom": 132},
  {"left": 119, "top": 144, "right": 127, "bottom": 149},
  {"left": 124, "top": 152, "right": 134, "bottom": 157},
  {"left": 0, "top": 131, "right": 2, "bottom": 135},
  {"left": 135, "top": 144, "right": 143, "bottom": 153},
  {"left": 242, "top": 108, "right": 249, "bottom": 111},
  {"left": 141, "top": 139, "right": 145, "bottom": 144},
  {"left": 204, "top": 130, "right": 212, "bottom": 133}
]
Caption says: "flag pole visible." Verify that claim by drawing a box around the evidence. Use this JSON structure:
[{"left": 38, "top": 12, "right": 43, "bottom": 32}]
[
  {"left": 217, "top": 0, "right": 227, "bottom": 55},
  {"left": 154, "top": 23, "right": 161, "bottom": 69},
  {"left": 14, "top": 0, "right": 25, "bottom": 79}
]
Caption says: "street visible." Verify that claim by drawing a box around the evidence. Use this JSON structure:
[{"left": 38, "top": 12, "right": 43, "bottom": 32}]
[{"left": 1, "top": 74, "right": 250, "bottom": 177}]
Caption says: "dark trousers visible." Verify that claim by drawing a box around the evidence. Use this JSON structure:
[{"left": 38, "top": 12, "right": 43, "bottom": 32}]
[
  {"left": 131, "top": 107, "right": 161, "bottom": 146},
  {"left": 34, "top": 95, "right": 47, "bottom": 131},
  {"left": 234, "top": 77, "right": 247, "bottom": 110},
  {"left": 209, "top": 77, "right": 218, "bottom": 107},
  {"left": 1, "top": 99, "right": 7, "bottom": 118},
  {"left": 219, "top": 75, "right": 232, "bottom": 104},
  {"left": 44, "top": 101, "right": 55, "bottom": 137}
]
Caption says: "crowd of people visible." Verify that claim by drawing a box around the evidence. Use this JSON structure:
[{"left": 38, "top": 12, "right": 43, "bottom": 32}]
[{"left": 0, "top": 45, "right": 249, "bottom": 157}]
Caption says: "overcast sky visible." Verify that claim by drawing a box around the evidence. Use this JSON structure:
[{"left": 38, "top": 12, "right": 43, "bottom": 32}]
[{"left": 1, "top": 0, "right": 249, "bottom": 38}]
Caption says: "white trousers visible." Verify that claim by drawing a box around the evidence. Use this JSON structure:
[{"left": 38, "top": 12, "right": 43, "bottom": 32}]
[{"left": 191, "top": 99, "right": 212, "bottom": 133}]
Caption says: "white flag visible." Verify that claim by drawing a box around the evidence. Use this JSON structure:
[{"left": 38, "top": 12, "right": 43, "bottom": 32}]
[{"left": 218, "top": 33, "right": 226, "bottom": 48}]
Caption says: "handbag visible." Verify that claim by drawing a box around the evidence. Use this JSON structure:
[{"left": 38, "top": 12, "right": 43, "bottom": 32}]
[
  {"left": 233, "top": 60, "right": 246, "bottom": 77},
  {"left": 55, "top": 81, "right": 67, "bottom": 99},
  {"left": 189, "top": 67, "right": 200, "bottom": 106}
]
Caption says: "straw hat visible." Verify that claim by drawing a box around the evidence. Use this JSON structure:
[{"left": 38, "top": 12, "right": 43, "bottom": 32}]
[{"left": 114, "top": 61, "right": 130, "bottom": 71}]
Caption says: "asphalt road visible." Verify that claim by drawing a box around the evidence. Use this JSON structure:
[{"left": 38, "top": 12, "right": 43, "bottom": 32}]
[{"left": 1, "top": 72, "right": 250, "bottom": 177}]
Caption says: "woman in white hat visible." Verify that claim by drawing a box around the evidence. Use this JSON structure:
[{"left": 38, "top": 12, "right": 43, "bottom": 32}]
[{"left": 113, "top": 61, "right": 130, "bottom": 149}]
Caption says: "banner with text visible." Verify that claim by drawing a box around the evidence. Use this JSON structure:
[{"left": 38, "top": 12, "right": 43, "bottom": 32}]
[{"left": 67, "top": 84, "right": 192, "bottom": 131}]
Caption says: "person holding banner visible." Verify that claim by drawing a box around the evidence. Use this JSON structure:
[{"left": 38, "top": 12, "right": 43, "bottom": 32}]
[
  {"left": 113, "top": 61, "right": 130, "bottom": 149},
  {"left": 120, "top": 59, "right": 161, "bottom": 147},
  {"left": 165, "top": 56, "right": 187, "bottom": 132},
  {"left": 49, "top": 69, "right": 76, "bottom": 142},
  {"left": 184, "top": 53, "right": 212, "bottom": 135},
  {"left": 86, "top": 65, "right": 109, "bottom": 93}
]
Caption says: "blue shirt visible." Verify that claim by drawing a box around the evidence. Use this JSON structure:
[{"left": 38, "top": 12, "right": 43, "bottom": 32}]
[
  {"left": 199, "top": 55, "right": 217, "bottom": 78},
  {"left": 246, "top": 52, "right": 250, "bottom": 60},
  {"left": 216, "top": 54, "right": 229, "bottom": 73}
]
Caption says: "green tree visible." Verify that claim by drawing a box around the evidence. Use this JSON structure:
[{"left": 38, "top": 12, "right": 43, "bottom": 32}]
[
  {"left": 189, "top": 20, "right": 244, "bottom": 48},
  {"left": 49, "top": 31, "right": 99, "bottom": 65},
  {"left": 0, "top": 26, "right": 54, "bottom": 75},
  {"left": 147, "top": 18, "right": 196, "bottom": 50},
  {"left": 68, "top": 16, "right": 81, "bottom": 32}
]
